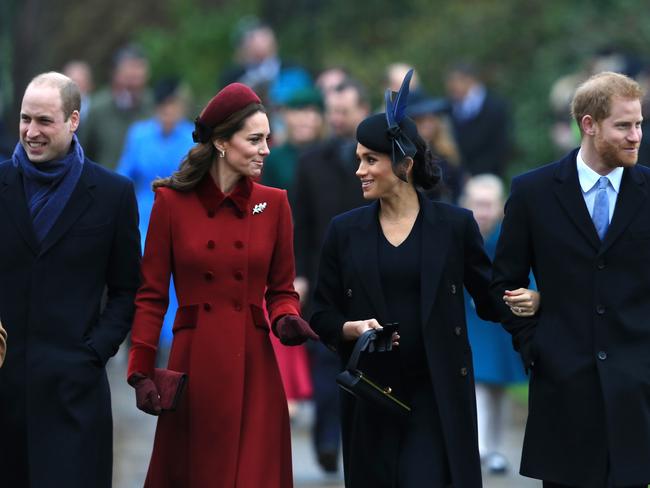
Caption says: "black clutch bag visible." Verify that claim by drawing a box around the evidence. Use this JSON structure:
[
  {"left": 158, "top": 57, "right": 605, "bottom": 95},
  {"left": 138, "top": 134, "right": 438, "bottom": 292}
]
[{"left": 336, "top": 329, "right": 411, "bottom": 417}]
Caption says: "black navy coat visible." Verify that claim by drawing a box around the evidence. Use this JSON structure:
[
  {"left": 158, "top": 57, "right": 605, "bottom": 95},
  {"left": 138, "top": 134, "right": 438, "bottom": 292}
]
[
  {"left": 292, "top": 137, "right": 367, "bottom": 292},
  {"left": 0, "top": 159, "right": 140, "bottom": 488},
  {"left": 310, "top": 196, "right": 499, "bottom": 488},
  {"left": 492, "top": 149, "right": 650, "bottom": 486},
  {"left": 450, "top": 91, "right": 511, "bottom": 177}
]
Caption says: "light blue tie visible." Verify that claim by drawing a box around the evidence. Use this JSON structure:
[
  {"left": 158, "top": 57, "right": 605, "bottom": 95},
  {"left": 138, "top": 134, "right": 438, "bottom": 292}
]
[{"left": 592, "top": 176, "right": 610, "bottom": 241}]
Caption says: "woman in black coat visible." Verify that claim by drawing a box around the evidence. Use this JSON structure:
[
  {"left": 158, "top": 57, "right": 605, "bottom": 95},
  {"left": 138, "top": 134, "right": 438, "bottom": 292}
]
[{"left": 310, "top": 71, "right": 537, "bottom": 488}]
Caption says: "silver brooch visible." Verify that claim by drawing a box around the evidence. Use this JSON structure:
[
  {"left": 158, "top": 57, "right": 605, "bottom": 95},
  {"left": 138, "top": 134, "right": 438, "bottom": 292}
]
[{"left": 252, "top": 202, "right": 267, "bottom": 215}]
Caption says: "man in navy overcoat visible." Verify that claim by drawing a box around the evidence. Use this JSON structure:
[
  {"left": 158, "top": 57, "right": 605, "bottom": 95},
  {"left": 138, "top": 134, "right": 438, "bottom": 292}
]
[
  {"left": 492, "top": 71, "right": 650, "bottom": 487},
  {"left": 0, "top": 72, "right": 140, "bottom": 487}
]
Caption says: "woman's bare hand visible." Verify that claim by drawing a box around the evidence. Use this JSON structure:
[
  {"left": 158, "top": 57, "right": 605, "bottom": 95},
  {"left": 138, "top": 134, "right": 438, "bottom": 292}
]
[
  {"left": 342, "top": 319, "right": 400, "bottom": 346},
  {"left": 504, "top": 288, "right": 540, "bottom": 317}
]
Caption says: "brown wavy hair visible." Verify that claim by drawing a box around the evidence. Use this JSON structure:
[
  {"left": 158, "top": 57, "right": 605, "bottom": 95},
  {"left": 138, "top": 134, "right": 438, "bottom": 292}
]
[{"left": 153, "top": 103, "right": 266, "bottom": 191}]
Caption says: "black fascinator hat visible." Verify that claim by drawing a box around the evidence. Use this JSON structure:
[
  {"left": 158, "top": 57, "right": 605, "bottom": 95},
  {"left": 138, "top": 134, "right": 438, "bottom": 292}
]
[{"left": 356, "top": 69, "right": 420, "bottom": 182}]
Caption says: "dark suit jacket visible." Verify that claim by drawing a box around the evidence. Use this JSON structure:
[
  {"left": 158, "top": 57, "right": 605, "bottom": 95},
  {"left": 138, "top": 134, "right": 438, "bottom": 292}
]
[
  {"left": 451, "top": 91, "right": 511, "bottom": 177},
  {"left": 310, "top": 195, "right": 498, "bottom": 488},
  {"left": 492, "top": 149, "right": 650, "bottom": 486},
  {"left": 291, "top": 137, "right": 367, "bottom": 301},
  {"left": 0, "top": 159, "right": 140, "bottom": 488}
]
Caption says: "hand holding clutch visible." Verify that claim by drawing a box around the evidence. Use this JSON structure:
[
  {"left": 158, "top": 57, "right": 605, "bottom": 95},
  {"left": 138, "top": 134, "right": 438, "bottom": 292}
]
[
  {"left": 274, "top": 315, "right": 319, "bottom": 346},
  {"left": 129, "top": 374, "right": 162, "bottom": 416}
]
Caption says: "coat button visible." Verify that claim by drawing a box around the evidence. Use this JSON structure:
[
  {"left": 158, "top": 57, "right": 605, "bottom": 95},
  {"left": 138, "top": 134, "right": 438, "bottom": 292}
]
[
  {"left": 207, "top": 240, "right": 215, "bottom": 249},
  {"left": 233, "top": 301, "right": 242, "bottom": 311},
  {"left": 597, "top": 351, "right": 607, "bottom": 361},
  {"left": 596, "top": 305, "right": 606, "bottom": 315},
  {"left": 454, "top": 326, "right": 462, "bottom": 336},
  {"left": 597, "top": 261, "right": 606, "bottom": 270},
  {"left": 450, "top": 284, "right": 457, "bottom": 295},
  {"left": 204, "top": 271, "right": 214, "bottom": 281},
  {"left": 346, "top": 289, "right": 353, "bottom": 298},
  {"left": 460, "top": 367, "right": 468, "bottom": 377},
  {"left": 234, "top": 240, "right": 244, "bottom": 249},
  {"left": 207, "top": 210, "right": 215, "bottom": 218},
  {"left": 203, "top": 303, "right": 212, "bottom": 312},
  {"left": 234, "top": 270, "right": 244, "bottom": 281}
]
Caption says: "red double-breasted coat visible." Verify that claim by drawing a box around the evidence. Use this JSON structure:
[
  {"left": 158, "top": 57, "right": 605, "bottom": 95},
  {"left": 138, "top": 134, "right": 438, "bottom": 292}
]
[{"left": 128, "top": 175, "right": 300, "bottom": 487}]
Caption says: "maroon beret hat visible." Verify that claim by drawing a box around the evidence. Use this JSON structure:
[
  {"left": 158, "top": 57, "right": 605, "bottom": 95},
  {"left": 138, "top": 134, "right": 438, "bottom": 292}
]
[{"left": 192, "top": 83, "right": 262, "bottom": 143}]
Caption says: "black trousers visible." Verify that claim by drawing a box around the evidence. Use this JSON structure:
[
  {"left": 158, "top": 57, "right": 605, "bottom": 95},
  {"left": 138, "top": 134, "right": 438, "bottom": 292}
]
[{"left": 309, "top": 342, "right": 341, "bottom": 457}]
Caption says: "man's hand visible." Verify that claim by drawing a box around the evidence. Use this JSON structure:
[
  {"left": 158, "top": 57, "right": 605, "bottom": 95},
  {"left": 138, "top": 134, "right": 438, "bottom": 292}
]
[{"left": 293, "top": 276, "right": 309, "bottom": 306}]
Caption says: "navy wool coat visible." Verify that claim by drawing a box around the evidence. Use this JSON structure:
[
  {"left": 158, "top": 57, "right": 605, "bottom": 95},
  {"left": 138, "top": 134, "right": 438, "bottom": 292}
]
[
  {"left": 492, "top": 149, "right": 650, "bottom": 486},
  {"left": 0, "top": 159, "right": 140, "bottom": 488},
  {"left": 310, "top": 196, "right": 499, "bottom": 488}
]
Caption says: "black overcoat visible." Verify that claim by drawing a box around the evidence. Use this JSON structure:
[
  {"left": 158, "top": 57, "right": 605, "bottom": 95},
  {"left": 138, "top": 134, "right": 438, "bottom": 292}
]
[
  {"left": 492, "top": 149, "right": 650, "bottom": 486},
  {"left": 0, "top": 159, "right": 140, "bottom": 488},
  {"left": 310, "top": 196, "right": 498, "bottom": 488}
]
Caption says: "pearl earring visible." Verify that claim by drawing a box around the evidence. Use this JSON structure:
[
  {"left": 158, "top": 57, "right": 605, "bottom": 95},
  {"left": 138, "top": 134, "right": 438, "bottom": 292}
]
[{"left": 219, "top": 149, "right": 225, "bottom": 158}]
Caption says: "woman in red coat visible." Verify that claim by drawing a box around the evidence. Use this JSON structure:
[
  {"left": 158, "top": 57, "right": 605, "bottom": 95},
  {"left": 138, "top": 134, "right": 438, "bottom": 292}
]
[{"left": 127, "top": 83, "right": 317, "bottom": 488}]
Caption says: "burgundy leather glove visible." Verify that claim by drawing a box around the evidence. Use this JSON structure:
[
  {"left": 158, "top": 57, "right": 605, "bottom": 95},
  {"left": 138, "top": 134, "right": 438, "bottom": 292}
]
[
  {"left": 274, "top": 315, "right": 319, "bottom": 346},
  {"left": 128, "top": 373, "right": 162, "bottom": 416}
]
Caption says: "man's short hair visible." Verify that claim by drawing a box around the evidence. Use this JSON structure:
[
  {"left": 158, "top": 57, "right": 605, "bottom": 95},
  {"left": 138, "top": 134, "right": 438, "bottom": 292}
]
[
  {"left": 112, "top": 44, "right": 148, "bottom": 71},
  {"left": 571, "top": 71, "right": 643, "bottom": 128},
  {"left": 332, "top": 78, "right": 369, "bottom": 108},
  {"left": 29, "top": 72, "right": 81, "bottom": 121}
]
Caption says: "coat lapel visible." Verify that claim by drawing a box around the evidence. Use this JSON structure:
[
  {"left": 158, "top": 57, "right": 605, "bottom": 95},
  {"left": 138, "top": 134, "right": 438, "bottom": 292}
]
[
  {"left": 39, "top": 162, "right": 94, "bottom": 256},
  {"left": 0, "top": 165, "right": 40, "bottom": 254},
  {"left": 419, "top": 197, "right": 449, "bottom": 328},
  {"left": 350, "top": 201, "right": 390, "bottom": 323},
  {"left": 600, "top": 165, "right": 647, "bottom": 254},
  {"left": 553, "top": 152, "right": 601, "bottom": 252}
]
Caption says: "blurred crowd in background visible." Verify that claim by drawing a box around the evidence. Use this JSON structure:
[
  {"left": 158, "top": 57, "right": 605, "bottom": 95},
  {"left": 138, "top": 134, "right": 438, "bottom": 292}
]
[{"left": 3, "top": 13, "right": 650, "bottom": 483}]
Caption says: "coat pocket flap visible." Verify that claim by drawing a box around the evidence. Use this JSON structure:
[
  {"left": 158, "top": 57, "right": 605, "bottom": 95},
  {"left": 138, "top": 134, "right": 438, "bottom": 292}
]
[
  {"left": 250, "top": 304, "right": 270, "bottom": 331},
  {"left": 172, "top": 305, "right": 199, "bottom": 333}
]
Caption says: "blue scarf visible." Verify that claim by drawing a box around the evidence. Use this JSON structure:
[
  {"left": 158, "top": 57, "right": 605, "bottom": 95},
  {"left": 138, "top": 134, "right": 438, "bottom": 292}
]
[{"left": 12, "top": 134, "right": 85, "bottom": 243}]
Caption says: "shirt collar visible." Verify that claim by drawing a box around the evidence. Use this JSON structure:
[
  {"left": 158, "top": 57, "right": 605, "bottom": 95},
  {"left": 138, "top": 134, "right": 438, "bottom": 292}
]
[
  {"left": 576, "top": 148, "right": 624, "bottom": 194},
  {"left": 457, "top": 84, "right": 486, "bottom": 119},
  {"left": 195, "top": 173, "right": 253, "bottom": 216}
]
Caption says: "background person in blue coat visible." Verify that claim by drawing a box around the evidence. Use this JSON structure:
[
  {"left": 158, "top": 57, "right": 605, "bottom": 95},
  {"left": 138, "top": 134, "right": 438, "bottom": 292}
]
[
  {"left": 460, "top": 174, "right": 538, "bottom": 475},
  {"left": 117, "top": 78, "right": 194, "bottom": 350},
  {"left": 0, "top": 72, "right": 141, "bottom": 488}
]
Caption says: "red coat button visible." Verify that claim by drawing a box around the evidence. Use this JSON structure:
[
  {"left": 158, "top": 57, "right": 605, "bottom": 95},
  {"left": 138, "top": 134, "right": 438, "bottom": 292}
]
[
  {"left": 207, "top": 240, "right": 215, "bottom": 249},
  {"left": 233, "top": 301, "right": 242, "bottom": 311},
  {"left": 207, "top": 210, "right": 215, "bottom": 218},
  {"left": 234, "top": 240, "right": 244, "bottom": 249},
  {"left": 234, "top": 270, "right": 244, "bottom": 281},
  {"left": 204, "top": 271, "right": 214, "bottom": 281},
  {"left": 203, "top": 303, "right": 212, "bottom": 311}
]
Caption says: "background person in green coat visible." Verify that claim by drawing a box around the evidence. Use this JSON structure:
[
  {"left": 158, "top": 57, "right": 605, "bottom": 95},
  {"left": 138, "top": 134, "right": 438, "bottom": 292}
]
[{"left": 261, "top": 86, "right": 325, "bottom": 195}]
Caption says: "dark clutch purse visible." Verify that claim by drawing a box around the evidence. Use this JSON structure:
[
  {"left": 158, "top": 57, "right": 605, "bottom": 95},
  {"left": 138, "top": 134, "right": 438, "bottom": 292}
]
[
  {"left": 336, "top": 329, "right": 411, "bottom": 417},
  {"left": 153, "top": 368, "right": 187, "bottom": 411}
]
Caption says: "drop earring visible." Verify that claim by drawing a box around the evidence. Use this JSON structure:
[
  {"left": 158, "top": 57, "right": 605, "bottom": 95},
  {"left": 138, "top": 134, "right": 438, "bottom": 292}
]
[{"left": 219, "top": 149, "right": 225, "bottom": 158}]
